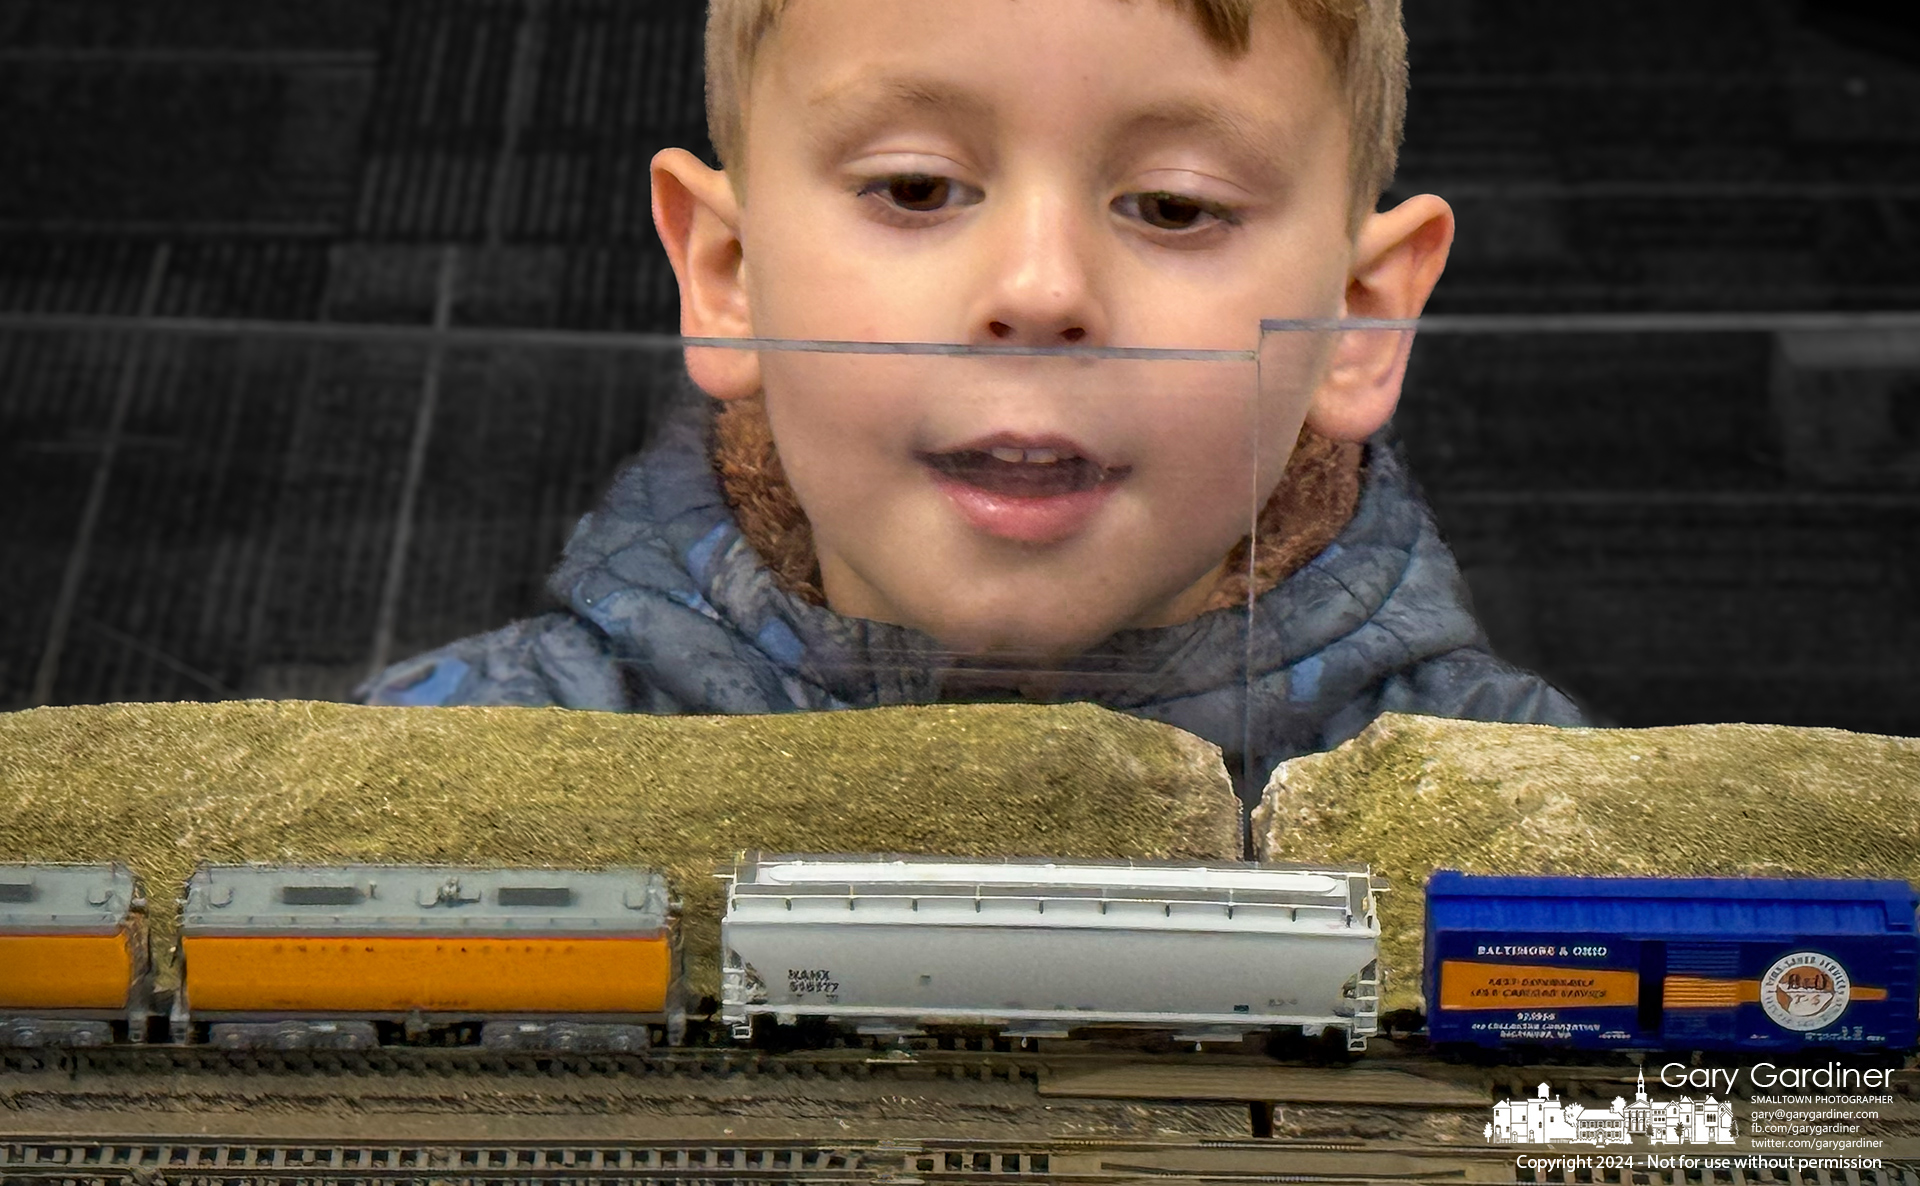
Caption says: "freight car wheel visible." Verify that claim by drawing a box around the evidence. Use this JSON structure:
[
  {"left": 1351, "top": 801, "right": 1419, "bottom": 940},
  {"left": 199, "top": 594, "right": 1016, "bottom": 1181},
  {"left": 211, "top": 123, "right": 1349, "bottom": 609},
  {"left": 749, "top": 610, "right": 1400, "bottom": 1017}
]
[
  {"left": 1315, "top": 1028, "right": 1360, "bottom": 1065},
  {"left": 1264, "top": 1027, "right": 1359, "bottom": 1065},
  {"left": 749, "top": 1016, "right": 839, "bottom": 1053},
  {"left": 1378, "top": 1008, "right": 1424, "bottom": 1039}
]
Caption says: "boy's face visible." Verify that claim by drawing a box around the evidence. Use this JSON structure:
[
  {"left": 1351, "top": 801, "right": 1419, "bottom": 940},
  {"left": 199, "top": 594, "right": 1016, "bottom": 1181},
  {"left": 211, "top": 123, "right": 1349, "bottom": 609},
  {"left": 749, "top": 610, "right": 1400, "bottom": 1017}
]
[{"left": 660, "top": 0, "right": 1450, "bottom": 662}]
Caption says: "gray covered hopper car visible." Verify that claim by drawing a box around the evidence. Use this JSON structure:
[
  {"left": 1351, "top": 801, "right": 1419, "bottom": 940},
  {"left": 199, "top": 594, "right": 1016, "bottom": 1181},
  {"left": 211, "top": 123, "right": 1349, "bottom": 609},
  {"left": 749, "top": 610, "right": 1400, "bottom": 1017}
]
[{"left": 720, "top": 855, "right": 1381, "bottom": 1049}]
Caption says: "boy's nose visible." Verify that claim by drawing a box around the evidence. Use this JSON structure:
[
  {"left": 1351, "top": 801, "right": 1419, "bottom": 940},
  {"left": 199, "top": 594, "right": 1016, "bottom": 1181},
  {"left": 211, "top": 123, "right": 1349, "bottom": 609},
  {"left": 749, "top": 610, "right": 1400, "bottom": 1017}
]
[
  {"left": 989, "top": 320, "right": 1086, "bottom": 344},
  {"left": 973, "top": 196, "right": 1108, "bottom": 347}
]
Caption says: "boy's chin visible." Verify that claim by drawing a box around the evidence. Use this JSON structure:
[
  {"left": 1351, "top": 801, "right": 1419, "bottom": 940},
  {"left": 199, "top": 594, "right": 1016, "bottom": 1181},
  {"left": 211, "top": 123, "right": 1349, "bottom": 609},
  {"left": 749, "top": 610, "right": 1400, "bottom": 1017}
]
[
  {"left": 904, "top": 572, "right": 1226, "bottom": 661},
  {"left": 826, "top": 556, "right": 1232, "bottom": 666},
  {"left": 910, "top": 610, "right": 1143, "bottom": 670}
]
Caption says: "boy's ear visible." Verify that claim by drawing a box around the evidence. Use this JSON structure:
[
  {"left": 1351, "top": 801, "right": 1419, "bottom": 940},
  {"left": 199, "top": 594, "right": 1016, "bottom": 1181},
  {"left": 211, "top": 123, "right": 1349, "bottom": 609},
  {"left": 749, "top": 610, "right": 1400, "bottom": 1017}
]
[
  {"left": 651, "top": 148, "right": 760, "bottom": 400},
  {"left": 1304, "top": 193, "right": 1455, "bottom": 442}
]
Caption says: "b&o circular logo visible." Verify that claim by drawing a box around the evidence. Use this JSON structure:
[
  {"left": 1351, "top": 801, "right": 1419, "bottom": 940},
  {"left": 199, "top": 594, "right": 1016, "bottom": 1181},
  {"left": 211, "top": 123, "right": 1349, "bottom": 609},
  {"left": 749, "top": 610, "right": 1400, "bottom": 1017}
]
[{"left": 1759, "top": 951, "right": 1851, "bottom": 1032}]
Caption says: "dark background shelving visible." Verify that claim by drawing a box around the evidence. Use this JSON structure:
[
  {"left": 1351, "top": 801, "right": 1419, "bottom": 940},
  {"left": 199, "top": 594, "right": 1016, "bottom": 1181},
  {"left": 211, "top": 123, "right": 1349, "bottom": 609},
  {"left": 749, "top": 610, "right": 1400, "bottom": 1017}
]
[{"left": 4, "top": 0, "right": 1917, "bottom": 733}]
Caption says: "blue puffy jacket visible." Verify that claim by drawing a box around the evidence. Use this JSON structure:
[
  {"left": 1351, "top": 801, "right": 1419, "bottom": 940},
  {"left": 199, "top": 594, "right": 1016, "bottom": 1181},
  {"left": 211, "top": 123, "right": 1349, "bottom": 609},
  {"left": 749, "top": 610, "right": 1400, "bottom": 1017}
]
[{"left": 359, "top": 380, "right": 1587, "bottom": 812}]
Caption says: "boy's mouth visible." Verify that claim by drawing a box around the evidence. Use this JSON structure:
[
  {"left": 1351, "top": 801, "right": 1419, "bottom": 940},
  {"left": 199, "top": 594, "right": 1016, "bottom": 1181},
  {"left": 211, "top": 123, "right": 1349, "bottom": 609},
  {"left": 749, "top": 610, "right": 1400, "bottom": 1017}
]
[
  {"left": 917, "top": 435, "right": 1131, "bottom": 545},
  {"left": 918, "top": 445, "right": 1128, "bottom": 498}
]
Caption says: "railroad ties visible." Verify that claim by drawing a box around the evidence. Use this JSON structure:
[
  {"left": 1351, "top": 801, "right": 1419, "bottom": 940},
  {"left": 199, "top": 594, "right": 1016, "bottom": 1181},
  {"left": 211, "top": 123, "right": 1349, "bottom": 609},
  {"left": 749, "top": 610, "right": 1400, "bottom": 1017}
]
[
  {"left": 0, "top": 1138, "right": 866, "bottom": 1183},
  {"left": 2, "top": 1136, "right": 1916, "bottom": 1186}
]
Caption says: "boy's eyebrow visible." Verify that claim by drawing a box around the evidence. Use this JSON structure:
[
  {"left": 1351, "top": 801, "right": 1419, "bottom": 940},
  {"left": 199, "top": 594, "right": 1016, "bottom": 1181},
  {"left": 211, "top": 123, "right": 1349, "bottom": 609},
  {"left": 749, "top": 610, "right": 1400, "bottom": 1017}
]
[
  {"left": 806, "top": 76, "right": 1294, "bottom": 177},
  {"left": 1113, "top": 101, "right": 1298, "bottom": 176},
  {"left": 807, "top": 76, "right": 994, "bottom": 137}
]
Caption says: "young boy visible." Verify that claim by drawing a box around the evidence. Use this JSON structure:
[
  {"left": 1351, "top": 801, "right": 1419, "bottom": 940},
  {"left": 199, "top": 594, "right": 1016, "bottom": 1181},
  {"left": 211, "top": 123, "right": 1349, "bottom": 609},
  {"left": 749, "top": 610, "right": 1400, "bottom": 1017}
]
[{"left": 360, "top": 0, "right": 1586, "bottom": 808}]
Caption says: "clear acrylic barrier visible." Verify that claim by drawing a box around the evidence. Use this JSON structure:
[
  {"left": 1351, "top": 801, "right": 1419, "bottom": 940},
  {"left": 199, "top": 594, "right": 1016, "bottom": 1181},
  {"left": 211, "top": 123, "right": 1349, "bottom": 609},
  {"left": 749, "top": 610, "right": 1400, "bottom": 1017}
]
[{"left": 5, "top": 314, "right": 1918, "bottom": 802}]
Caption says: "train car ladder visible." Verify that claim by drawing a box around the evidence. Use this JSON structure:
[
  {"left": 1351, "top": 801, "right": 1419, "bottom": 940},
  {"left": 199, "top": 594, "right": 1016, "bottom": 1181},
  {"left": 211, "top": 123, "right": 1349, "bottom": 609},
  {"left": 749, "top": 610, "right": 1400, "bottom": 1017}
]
[
  {"left": 1349, "top": 960, "right": 1380, "bottom": 1051},
  {"left": 720, "top": 959, "right": 753, "bottom": 1041}
]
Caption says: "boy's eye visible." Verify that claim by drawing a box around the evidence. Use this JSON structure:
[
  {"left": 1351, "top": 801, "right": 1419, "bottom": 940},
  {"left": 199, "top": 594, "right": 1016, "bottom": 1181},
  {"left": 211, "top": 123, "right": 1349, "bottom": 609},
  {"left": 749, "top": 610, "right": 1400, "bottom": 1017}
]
[
  {"left": 1118, "top": 191, "right": 1237, "bottom": 232},
  {"left": 859, "top": 174, "right": 972, "bottom": 213}
]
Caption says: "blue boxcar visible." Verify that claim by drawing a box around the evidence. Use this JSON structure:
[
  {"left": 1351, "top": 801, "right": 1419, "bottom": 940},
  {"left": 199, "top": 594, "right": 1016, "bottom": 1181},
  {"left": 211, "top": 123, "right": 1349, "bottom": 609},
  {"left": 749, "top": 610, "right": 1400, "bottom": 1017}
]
[{"left": 1424, "top": 872, "right": 1919, "bottom": 1052}]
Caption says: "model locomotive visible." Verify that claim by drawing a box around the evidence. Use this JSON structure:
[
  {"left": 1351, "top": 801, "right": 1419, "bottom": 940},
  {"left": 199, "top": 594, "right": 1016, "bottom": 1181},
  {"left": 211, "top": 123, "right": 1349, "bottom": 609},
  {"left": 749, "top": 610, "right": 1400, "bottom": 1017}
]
[
  {"left": 0, "top": 864, "right": 150, "bottom": 1049},
  {"left": 0, "top": 855, "right": 1382, "bottom": 1053},
  {"left": 179, "top": 864, "right": 686, "bottom": 1051},
  {"left": 0, "top": 862, "right": 685, "bottom": 1050}
]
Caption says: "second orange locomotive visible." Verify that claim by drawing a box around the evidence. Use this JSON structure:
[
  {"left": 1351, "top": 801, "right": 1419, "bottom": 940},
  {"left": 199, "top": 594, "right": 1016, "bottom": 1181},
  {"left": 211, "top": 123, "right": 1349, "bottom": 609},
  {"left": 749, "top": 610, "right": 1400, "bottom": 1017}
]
[{"left": 178, "top": 864, "right": 685, "bottom": 1050}]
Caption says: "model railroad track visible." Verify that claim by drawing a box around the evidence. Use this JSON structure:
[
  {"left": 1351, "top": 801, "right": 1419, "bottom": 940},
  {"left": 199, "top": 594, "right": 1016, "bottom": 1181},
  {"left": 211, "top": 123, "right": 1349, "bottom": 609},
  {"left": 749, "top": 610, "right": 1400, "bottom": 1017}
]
[
  {"left": 7, "top": 1045, "right": 1915, "bottom": 1110},
  {"left": 0, "top": 1134, "right": 1585, "bottom": 1186},
  {"left": 0, "top": 1045, "right": 1037, "bottom": 1085},
  {"left": 2, "top": 1136, "right": 1917, "bottom": 1186},
  {"left": 0, "top": 1044, "right": 1500, "bottom": 1108},
  {"left": 4, "top": 1136, "right": 874, "bottom": 1184}
]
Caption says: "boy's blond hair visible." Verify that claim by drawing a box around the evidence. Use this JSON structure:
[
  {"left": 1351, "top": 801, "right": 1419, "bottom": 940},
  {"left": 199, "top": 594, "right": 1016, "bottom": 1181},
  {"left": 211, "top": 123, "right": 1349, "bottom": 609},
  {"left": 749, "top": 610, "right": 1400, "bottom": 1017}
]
[{"left": 703, "top": 0, "right": 1408, "bottom": 238}]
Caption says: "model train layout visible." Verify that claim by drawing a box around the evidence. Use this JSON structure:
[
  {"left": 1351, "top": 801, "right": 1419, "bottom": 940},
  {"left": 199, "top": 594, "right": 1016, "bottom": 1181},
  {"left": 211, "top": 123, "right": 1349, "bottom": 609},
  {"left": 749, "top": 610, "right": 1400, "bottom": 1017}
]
[{"left": 3, "top": 858, "right": 1918, "bottom": 1062}]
